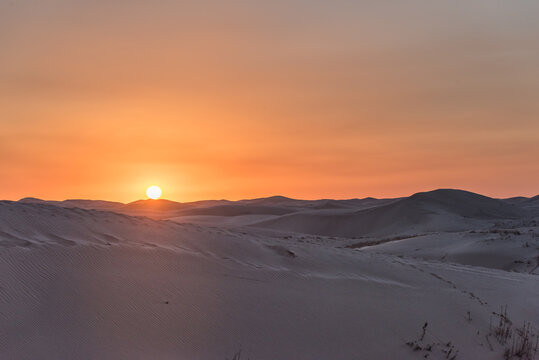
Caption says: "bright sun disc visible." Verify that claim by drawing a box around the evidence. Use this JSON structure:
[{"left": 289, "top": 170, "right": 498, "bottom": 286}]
[{"left": 146, "top": 185, "right": 162, "bottom": 199}]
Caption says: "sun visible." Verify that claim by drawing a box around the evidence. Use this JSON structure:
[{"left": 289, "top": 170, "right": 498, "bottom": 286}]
[{"left": 146, "top": 185, "right": 162, "bottom": 200}]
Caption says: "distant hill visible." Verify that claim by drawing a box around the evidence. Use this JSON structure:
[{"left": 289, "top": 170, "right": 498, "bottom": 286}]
[
  {"left": 16, "top": 190, "right": 535, "bottom": 227},
  {"left": 18, "top": 197, "right": 125, "bottom": 210},
  {"left": 126, "top": 199, "right": 188, "bottom": 211},
  {"left": 177, "top": 204, "right": 295, "bottom": 216},
  {"left": 252, "top": 189, "right": 527, "bottom": 237}
]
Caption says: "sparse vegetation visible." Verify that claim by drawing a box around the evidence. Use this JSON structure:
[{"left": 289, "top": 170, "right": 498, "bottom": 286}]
[
  {"left": 346, "top": 233, "right": 424, "bottom": 249},
  {"left": 491, "top": 305, "right": 512, "bottom": 345},
  {"left": 226, "top": 349, "right": 250, "bottom": 360},
  {"left": 405, "top": 322, "right": 459, "bottom": 359},
  {"left": 508, "top": 322, "right": 539, "bottom": 360},
  {"left": 490, "top": 305, "right": 539, "bottom": 360}
]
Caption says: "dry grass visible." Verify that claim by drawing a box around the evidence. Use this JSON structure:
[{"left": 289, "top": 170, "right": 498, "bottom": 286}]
[
  {"left": 226, "top": 349, "right": 250, "bottom": 360},
  {"left": 490, "top": 305, "right": 539, "bottom": 360}
]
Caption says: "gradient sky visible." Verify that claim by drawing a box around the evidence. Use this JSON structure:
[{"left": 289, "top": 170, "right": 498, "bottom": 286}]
[{"left": 1, "top": 0, "right": 538, "bottom": 202}]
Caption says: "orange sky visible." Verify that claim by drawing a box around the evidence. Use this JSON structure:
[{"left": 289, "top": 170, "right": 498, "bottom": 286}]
[{"left": 1, "top": 1, "right": 538, "bottom": 202}]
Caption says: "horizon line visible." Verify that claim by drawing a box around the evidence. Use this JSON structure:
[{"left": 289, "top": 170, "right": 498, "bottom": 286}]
[{"left": 9, "top": 188, "right": 539, "bottom": 205}]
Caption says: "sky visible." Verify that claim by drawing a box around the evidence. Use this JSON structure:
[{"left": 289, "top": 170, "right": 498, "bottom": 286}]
[{"left": 1, "top": 0, "right": 538, "bottom": 202}]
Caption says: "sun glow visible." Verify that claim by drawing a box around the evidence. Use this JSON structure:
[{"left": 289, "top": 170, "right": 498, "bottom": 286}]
[{"left": 146, "top": 185, "right": 162, "bottom": 199}]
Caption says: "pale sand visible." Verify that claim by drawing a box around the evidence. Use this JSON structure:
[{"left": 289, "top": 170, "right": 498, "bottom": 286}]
[{"left": 2, "top": 189, "right": 538, "bottom": 359}]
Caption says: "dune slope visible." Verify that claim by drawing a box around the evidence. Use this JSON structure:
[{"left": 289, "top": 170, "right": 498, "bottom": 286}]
[
  {"left": 252, "top": 189, "right": 528, "bottom": 237},
  {"left": 0, "top": 200, "right": 538, "bottom": 359}
]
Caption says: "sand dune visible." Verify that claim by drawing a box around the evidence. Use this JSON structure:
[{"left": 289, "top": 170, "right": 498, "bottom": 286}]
[
  {"left": 18, "top": 197, "right": 126, "bottom": 211},
  {"left": 360, "top": 229, "right": 539, "bottom": 273},
  {"left": 177, "top": 204, "right": 295, "bottom": 217},
  {"left": 252, "top": 189, "right": 529, "bottom": 237},
  {"left": 2, "top": 190, "right": 538, "bottom": 359},
  {"left": 17, "top": 195, "right": 396, "bottom": 220},
  {"left": 17, "top": 198, "right": 232, "bottom": 220}
]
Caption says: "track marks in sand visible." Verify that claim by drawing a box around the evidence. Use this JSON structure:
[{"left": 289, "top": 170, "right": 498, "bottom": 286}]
[{"left": 394, "top": 259, "right": 488, "bottom": 306}]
